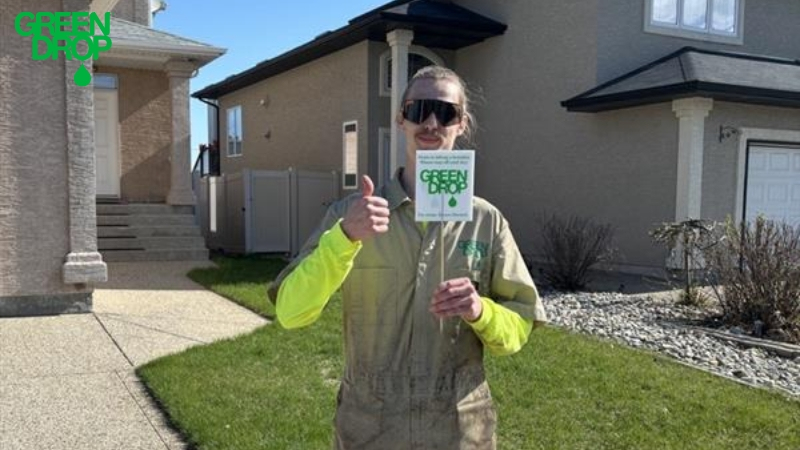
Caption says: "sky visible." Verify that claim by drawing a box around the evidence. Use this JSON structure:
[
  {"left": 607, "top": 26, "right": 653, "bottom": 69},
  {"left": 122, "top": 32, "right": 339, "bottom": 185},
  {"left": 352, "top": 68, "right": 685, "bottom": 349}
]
[{"left": 152, "top": 0, "right": 390, "bottom": 164}]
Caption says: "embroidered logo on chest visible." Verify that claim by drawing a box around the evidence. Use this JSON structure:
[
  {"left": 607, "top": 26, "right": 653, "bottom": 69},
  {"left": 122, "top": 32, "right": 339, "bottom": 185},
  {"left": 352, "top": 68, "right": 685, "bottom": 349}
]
[{"left": 457, "top": 240, "right": 488, "bottom": 271}]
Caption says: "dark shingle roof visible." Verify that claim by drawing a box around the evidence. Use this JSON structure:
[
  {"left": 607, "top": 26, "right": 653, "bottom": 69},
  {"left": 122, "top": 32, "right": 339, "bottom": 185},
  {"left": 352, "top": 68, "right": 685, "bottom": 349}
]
[
  {"left": 193, "top": 0, "right": 505, "bottom": 100},
  {"left": 562, "top": 47, "right": 800, "bottom": 112},
  {"left": 110, "top": 18, "right": 221, "bottom": 52}
]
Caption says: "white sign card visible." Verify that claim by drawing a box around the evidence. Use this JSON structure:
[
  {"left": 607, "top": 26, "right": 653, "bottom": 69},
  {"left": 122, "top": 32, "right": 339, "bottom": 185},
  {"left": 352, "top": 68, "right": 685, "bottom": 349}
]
[{"left": 415, "top": 150, "right": 475, "bottom": 222}]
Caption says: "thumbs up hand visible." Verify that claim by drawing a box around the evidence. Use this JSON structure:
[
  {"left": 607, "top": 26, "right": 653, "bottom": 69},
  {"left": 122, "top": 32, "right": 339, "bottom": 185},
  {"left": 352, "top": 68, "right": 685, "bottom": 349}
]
[{"left": 341, "top": 175, "right": 390, "bottom": 242}]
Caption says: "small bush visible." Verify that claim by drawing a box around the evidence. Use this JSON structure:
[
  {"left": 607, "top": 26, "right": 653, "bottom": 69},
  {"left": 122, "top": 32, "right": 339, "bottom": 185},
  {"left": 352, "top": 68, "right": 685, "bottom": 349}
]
[
  {"left": 538, "top": 214, "right": 615, "bottom": 291},
  {"left": 703, "top": 217, "right": 800, "bottom": 343},
  {"left": 650, "top": 219, "right": 716, "bottom": 306}
]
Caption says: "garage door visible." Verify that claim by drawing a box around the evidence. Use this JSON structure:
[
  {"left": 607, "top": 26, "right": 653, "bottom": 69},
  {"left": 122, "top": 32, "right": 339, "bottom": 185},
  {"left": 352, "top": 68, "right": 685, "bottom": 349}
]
[{"left": 746, "top": 144, "right": 800, "bottom": 228}]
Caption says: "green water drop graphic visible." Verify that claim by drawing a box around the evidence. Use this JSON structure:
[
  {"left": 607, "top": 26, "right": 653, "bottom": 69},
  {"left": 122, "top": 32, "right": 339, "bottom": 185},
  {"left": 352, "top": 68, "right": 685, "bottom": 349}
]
[
  {"left": 448, "top": 196, "right": 457, "bottom": 208},
  {"left": 74, "top": 64, "right": 92, "bottom": 86}
]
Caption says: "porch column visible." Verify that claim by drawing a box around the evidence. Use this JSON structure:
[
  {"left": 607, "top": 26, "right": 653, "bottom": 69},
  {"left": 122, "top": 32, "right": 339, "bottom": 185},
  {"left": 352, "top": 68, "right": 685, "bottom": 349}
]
[
  {"left": 387, "top": 29, "right": 414, "bottom": 174},
  {"left": 63, "top": 0, "right": 107, "bottom": 286},
  {"left": 672, "top": 97, "right": 713, "bottom": 221},
  {"left": 166, "top": 61, "right": 196, "bottom": 205}
]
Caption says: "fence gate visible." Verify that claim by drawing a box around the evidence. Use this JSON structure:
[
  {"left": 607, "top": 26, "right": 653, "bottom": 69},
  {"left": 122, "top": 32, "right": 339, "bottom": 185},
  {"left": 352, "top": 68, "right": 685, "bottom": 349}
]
[
  {"left": 245, "top": 169, "right": 292, "bottom": 253},
  {"left": 292, "top": 170, "right": 340, "bottom": 255}
]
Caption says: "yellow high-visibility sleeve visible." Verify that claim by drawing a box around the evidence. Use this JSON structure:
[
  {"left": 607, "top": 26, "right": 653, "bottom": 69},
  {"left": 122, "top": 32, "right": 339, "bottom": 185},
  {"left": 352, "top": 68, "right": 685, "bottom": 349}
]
[
  {"left": 275, "top": 220, "right": 361, "bottom": 329},
  {"left": 466, "top": 297, "right": 534, "bottom": 356}
]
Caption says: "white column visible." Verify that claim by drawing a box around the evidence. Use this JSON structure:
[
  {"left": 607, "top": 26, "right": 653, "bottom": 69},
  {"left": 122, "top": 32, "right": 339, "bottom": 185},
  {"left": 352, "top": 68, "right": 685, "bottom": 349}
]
[
  {"left": 387, "top": 29, "right": 414, "bottom": 174},
  {"left": 166, "top": 61, "right": 196, "bottom": 205},
  {"left": 672, "top": 97, "right": 713, "bottom": 221}
]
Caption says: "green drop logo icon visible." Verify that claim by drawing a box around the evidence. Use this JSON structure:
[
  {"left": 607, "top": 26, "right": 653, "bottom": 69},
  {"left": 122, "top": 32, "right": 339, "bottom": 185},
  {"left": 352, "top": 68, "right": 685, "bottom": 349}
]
[
  {"left": 448, "top": 196, "right": 457, "bottom": 208},
  {"left": 74, "top": 64, "right": 92, "bottom": 86}
]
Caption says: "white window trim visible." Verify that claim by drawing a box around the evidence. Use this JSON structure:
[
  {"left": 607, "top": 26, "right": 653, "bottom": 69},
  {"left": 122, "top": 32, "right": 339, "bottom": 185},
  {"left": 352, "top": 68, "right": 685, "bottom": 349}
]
[
  {"left": 343, "top": 121, "right": 358, "bottom": 189},
  {"left": 226, "top": 105, "right": 243, "bottom": 158},
  {"left": 378, "top": 127, "right": 391, "bottom": 187},
  {"left": 644, "top": 0, "right": 745, "bottom": 45},
  {"left": 734, "top": 127, "right": 800, "bottom": 224},
  {"left": 379, "top": 46, "right": 445, "bottom": 97}
]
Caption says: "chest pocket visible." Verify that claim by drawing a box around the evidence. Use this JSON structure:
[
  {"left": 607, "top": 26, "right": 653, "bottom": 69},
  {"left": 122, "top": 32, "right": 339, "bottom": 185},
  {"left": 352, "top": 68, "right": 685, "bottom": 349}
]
[
  {"left": 453, "top": 239, "right": 491, "bottom": 296},
  {"left": 341, "top": 268, "right": 398, "bottom": 327}
]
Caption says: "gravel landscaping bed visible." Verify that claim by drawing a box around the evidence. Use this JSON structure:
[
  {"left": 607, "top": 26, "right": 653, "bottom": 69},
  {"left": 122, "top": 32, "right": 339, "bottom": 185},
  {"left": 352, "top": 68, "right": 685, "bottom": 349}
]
[{"left": 542, "top": 290, "right": 800, "bottom": 398}]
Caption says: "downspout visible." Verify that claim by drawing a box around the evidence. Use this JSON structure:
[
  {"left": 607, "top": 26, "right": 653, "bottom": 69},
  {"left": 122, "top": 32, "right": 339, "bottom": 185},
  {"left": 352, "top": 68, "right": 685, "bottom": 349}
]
[{"left": 197, "top": 96, "right": 220, "bottom": 147}]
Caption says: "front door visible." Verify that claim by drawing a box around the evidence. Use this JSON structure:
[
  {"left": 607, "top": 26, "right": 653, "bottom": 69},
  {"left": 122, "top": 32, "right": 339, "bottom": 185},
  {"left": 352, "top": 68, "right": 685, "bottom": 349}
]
[{"left": 94, "top": 89, "right": 120, "bottom": 198}]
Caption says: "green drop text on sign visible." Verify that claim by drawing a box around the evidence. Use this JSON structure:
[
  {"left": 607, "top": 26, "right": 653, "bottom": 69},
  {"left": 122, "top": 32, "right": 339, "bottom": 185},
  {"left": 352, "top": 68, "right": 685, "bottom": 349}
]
[
  {"left": 14, "top": 11, "right": 113, "bottom": 86},
  {"left": 419, "top": 169, "right": 469, "bottom": 195}
]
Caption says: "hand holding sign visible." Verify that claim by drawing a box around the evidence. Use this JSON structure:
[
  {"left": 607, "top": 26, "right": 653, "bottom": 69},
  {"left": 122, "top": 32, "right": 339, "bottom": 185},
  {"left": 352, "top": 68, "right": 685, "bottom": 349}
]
[
  {"left": 341, "top": 175, "right": 390, "bottom": 242},
  {"left": 430, "top": 278, "right": 483, "bottom": 322}
]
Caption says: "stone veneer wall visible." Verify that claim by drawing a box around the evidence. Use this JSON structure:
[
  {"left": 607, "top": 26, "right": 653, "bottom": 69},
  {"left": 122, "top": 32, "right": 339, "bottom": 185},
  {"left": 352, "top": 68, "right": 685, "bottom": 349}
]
[{"left": 0, "top": 0, "right": 106, "bottom": 316}]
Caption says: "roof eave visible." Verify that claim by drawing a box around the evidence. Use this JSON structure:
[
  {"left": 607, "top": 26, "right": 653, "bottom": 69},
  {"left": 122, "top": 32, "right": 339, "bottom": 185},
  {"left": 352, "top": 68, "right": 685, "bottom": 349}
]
[
  {"left": 193, "top": 17, "right": 380, "bottom": 99},
  {"left": 562, "top": 82, "right": 800, "bottom": 112},
  {"left": 193, "top": 4, "right": 507, "bottom": 100}
]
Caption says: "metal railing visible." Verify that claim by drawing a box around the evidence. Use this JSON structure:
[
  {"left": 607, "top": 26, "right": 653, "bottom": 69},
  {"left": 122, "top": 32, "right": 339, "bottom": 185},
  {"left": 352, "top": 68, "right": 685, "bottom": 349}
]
[{"left": 192, "top": 141, "right": 220, "bottom": 177}]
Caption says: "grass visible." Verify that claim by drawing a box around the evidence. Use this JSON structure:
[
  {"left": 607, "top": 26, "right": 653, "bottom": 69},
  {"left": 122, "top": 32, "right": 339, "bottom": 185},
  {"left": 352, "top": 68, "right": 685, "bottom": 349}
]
[{"left": 137, "top": 256, "right": 800, "bottom": 450}]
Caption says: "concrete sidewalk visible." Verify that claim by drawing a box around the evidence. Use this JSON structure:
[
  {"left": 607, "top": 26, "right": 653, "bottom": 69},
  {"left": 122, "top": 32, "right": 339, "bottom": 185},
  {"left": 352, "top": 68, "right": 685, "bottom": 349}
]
[{"left": 0, "top": 261, "right": 268, "bottom": 450}]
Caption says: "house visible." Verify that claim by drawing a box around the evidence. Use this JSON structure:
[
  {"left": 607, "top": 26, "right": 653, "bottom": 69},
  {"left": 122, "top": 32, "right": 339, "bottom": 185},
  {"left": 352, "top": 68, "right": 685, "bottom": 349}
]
[
  {"left": 0, "top": 0, "right": 224, "bottom": 316},
  {"left": 193, "top": 0, "right": 800, "bottom": 274}
]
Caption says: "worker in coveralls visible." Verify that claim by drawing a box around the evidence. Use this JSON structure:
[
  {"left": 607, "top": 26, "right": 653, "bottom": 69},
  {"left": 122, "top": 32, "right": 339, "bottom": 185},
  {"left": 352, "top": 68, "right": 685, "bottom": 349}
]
[{"left": 268, "top": 66, "right": 548, "bottom": 449}]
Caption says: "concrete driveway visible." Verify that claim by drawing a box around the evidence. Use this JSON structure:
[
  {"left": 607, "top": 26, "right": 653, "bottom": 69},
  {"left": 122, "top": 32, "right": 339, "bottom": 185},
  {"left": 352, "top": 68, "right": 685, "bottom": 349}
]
[{"left": 0, "top": 261, "right": 268, "bottom": 450}]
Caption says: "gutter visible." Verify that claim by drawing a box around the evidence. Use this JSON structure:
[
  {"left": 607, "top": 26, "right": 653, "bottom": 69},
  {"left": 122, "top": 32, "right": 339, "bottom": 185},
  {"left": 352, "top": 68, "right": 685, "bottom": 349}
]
[
  {"left": 197, "top": 96, "right": 220, "bottom": 147},
  {"left": 110, "top": 38, "right": 226, "bottom": 59}
]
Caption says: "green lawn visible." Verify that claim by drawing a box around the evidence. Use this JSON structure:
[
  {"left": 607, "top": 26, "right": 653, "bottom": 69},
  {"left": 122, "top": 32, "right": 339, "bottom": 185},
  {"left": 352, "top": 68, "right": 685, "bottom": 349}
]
[{"left": 137, "top": 256, "right": 800, "bottom": 450}]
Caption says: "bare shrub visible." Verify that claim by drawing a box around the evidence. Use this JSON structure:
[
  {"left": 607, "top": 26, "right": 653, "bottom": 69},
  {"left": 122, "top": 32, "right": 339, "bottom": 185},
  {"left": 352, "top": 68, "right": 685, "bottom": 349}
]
[
  {"left": 703, "top": 217, "right": 800, "bottom": 343},
  {"left": 538, "top": 214, "right": 615, "bottom": 291},
  {"left": 650, "top": 219, "right": 716, "bottom": 306}
]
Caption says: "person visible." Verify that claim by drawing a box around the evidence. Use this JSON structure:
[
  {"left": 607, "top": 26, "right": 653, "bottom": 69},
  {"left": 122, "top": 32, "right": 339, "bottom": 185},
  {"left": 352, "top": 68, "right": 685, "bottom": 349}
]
[{"left": 267, "top": 66, "right": 547, "bottom": 450}]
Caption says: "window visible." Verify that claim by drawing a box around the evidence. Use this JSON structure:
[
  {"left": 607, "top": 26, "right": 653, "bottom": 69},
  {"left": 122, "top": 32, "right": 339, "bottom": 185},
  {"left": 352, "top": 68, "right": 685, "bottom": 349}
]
[
  {"left": 93, "top": 73, "right": 117, "bottom": 89},
  {"left": 379, "top": 48, "right": 445, "bottom": 97},
  {"left": 226, "top": 106, "right": 242, "bottom": 157},
  {"left": 342, "top": 122, "right": 358, "bottom": 189},
  {"left": 645, "top": 0, "right": 744, "bottom": 44}
]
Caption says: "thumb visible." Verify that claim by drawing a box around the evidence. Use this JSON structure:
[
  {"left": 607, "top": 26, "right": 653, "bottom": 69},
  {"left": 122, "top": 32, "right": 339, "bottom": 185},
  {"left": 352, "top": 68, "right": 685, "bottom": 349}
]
[{"left": 361, "top": 175, "right": 374, "bottom": 198}]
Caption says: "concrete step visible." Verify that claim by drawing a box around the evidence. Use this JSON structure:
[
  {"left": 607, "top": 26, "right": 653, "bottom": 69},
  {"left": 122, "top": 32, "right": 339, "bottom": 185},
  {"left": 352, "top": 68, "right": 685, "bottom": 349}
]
[
  {"left": 96, "top": 204, "right": 194, "bottom": 215},
  {"left": 98, "top": 236, "right": 206, "bottom": 250},
  {"left": 100, "top": 248, "right": 209, "bottom": 262},
  {"left": 97, "top": 226, "right": 202, "bottom": 238},
  {"left": 97, "top": 214, "right": 196, "bottom": 227}
]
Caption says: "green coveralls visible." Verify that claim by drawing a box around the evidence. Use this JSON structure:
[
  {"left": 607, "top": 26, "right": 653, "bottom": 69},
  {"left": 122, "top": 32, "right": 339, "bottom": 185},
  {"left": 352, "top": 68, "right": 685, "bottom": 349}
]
[{"left": 270, "top": 174, "right": 546, "bottom": 449}]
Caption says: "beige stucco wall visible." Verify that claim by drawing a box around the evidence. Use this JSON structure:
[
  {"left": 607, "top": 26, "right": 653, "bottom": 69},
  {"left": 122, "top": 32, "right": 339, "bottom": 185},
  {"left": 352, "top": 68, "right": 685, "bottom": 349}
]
[
  {"left": 218, "top": 41, "right": 371, "bottom": 197},
  {"left": 0, "top": 0, "right": 90, "bottom": 299},
  {"left": 97, "top": 66, "right": 172, "bottom": 202},
  {"left": 702, "top": 102, "right": 800, "bottom": 222},
  {"left": 597, "top": 0, "right": 800, "bottom": 82}
]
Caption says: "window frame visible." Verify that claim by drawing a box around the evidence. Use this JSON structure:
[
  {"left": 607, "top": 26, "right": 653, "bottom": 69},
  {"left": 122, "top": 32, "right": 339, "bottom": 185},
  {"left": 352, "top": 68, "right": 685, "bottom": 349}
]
[
  {"left": 226, "top": 105, "right": 243, "bottom": 158},
  {"left": 379, "top": 47, "right": 445, "bottom": 97},
  {"left": 342, "top": 121, "right": 358, "bottom": 190},
  {"left": 644, "top": 0, "right": 745, "bottom": 45}
]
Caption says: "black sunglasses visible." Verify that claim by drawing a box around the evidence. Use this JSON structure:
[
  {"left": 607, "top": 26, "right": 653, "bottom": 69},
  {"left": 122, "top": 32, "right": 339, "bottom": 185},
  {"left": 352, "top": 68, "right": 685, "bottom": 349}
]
[{"left": 402, "top": 99, "right": 463, "bottom": 126}]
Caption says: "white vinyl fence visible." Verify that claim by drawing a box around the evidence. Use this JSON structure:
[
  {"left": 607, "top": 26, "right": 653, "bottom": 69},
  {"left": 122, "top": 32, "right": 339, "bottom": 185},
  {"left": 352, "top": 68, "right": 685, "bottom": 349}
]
[{"left": 196, "top": 169, "right": 340, "bottom": 255}]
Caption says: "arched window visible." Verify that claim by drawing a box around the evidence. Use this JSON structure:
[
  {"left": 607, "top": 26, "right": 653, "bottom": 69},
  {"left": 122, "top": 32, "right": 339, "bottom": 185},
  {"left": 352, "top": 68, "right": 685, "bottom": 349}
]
[{"left": 379, "top": 47, "right": 444, "bottom": 97}]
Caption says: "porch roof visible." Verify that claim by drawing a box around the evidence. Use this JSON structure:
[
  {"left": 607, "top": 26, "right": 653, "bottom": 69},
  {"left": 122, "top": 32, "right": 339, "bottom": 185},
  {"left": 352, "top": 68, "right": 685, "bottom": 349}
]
[
  {"left": 562, "top": 47, "right": 800, "bottom": 112},
  {"left": 192, "top": 0, "right": 506, "bottom": 100},
  {"left": 99, "top": 18, "right": 225, "bottom": 70}
]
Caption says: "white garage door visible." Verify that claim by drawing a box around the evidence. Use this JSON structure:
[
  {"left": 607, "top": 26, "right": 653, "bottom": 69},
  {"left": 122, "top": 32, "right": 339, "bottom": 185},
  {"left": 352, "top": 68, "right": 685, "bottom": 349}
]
[{"left": 746, "top": 144, "right": 800, "bottom": 228}]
